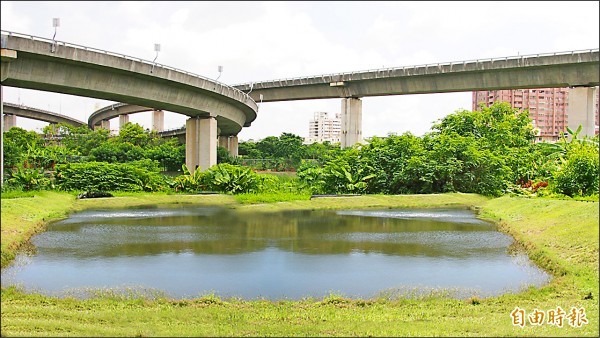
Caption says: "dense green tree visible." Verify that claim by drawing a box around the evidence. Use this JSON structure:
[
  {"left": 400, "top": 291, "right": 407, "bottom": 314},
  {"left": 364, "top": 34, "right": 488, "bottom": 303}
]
[
  {"left": 255, "top": 136, "right": 278, "bottom": 158},
  {"left": 304, "top": 141, "right": 341, "bottom": 163},
  {"left": 431, "top": 102, "right": 535, "bottom": 183},
  {"left": 239, "top": 133, "right": 331, "bottom": 171},
  {"left": 115, "top": 122, "right": 151, "bottom": 147},
  {"left": 360, "top": 133, "right": 424, "bottom": 194},
  {"left": 56, "top": 125, "right": 111, "bottom": 156},
  {"left": 298, "top": 102, "right": 537, "bottom": 197},
  {"left": 145, "top": 139, "right": 186, "bottom": 171},
  {"left": 90, "top": 141, "right": 145, "bottom": 163},
  {"left": 552, "top": 134, "right": 599, "bottom": 197},
  {"left": 3, "top": 127, "right": 45, "bottom": 168}
]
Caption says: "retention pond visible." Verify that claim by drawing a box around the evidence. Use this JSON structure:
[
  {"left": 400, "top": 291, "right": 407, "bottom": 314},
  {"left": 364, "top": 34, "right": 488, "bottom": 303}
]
[{"left": 1, "top": 206, "right": 550, "bottom": 300}]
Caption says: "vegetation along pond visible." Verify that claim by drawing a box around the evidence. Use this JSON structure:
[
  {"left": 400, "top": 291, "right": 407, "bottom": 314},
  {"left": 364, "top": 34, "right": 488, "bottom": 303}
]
[{"left": 1, "top": 206, "right": 550, "bottom": 300}]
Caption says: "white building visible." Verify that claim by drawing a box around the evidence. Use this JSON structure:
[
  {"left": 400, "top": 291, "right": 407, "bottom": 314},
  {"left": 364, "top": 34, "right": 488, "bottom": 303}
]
[{"left": 304, "top": 112, "right": 341, "bottom": 144}]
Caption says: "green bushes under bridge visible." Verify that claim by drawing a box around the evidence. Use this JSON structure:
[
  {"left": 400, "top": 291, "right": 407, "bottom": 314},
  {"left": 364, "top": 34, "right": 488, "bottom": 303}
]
[{"left": 2, "top": 102, "right": 598, "bottom": 200}]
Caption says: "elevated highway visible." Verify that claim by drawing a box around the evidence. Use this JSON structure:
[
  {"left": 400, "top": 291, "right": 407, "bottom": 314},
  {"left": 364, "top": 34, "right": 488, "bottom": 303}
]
[
  {"left": 89, "top": 104, "right": 237, "bottom": 155},
  {"left": 88, "top": 103, "right": 157, "bottom": 130},
  {"left": 233, "top": 49, "right": 599, "bottom": 147},
  {"left": 2, "top": 102, "right": 86, "bottom": 130},
  {"left": 232, "top": 49, "right": 598, "bottom": 101},
  {"left": 1, "top": 30, "right": 258, "bottom": 172},
  {"left": 84, "top": 49, "right": 600, "bottom": 150}
]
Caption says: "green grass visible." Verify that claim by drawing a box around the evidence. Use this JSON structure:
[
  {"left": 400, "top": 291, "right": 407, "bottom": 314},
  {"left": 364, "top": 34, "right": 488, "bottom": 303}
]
[
  {"left": 1, "top": 192, "right": 598, "bottom": 336},
  {"left": 234, "top": 191, "right": 312, "bottom": 204},
  {"left": 0, "top": 191, "right": 76, "bottom": 267}
]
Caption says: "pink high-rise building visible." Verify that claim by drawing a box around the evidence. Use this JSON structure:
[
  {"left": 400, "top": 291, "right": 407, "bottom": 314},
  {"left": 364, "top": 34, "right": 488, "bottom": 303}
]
[{"left": 472, "top": 87, "right": 599, "bottom": 142}]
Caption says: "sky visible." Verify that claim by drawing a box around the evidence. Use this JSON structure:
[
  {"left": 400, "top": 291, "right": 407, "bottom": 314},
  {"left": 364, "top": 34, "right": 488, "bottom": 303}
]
[{"left": 1, "top": 1, "right": 599, "bottom": 141}]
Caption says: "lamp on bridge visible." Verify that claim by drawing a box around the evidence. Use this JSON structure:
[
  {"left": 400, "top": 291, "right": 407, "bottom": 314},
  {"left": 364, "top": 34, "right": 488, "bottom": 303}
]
[
  {"left": 51, "top": 17, "right": 60, "bottom": 53},
  {"left": 257, "top": 94, "right": 264, "bottom": 111},
  {"left": 151, "top": 43, "right": 160, "bottom": 73},
  {"left": 216, "top": 65, "right": 223, "bottom": 81}
]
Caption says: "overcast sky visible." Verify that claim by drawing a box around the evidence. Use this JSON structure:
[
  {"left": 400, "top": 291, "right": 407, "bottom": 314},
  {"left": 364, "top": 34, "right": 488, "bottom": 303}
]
[{"left": 2, "top": 1, "right": 599, "bottom": 141}]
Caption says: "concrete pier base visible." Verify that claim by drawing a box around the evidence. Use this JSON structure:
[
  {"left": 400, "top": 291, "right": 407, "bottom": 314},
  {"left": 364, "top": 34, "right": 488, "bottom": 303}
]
[
  {"left": 341, "top": 97, "right": 363, "bottom": 148},
  {"left": 152, "top": 110, "right": 164, "bottom": 132},
  {"left": 119, "top": 114, "right": 129, "bottom": 128},
  {"left": 95, "top": 119, "right": 110, "bottom": 130},
  {"left": 186, "top": 116, "right": 217, "bottom": 172},
  {"left": 568, "top": 87, "right": 597, "bottom": 138},
  {"left": 219, "top": 135, "right": 239, "bottom": 157},
  {"left": 3, "top": 114, "right": 16, "bottom": 131}
]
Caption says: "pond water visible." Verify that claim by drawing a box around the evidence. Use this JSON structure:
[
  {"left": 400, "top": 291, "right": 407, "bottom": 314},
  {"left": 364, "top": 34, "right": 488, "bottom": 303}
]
[{"left": 1, "top": 206, "right": 550, "bottom": 300}]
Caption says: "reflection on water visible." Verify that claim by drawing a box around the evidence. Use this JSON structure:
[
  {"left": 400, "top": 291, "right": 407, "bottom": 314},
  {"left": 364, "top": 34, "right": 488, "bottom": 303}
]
[{"left": 1, "top": 206, "right": 550, "bottom": 300}]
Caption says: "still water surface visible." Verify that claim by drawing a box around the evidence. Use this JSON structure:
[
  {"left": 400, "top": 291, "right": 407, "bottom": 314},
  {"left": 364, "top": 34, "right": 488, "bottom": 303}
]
[{"left": 1, "top": 206, "right": 550, "bottom": 300}]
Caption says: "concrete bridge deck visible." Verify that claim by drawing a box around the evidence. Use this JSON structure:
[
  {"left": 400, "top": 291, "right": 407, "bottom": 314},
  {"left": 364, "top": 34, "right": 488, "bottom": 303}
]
[
  {"left": 232, "top": 49, "right": 599, "bottom": 102},
  {"left": 2, "top": 102, "right": 86, "bottom": 129},
  {"left": 1, "top": 30, "right": 259, "bottom": 171}
]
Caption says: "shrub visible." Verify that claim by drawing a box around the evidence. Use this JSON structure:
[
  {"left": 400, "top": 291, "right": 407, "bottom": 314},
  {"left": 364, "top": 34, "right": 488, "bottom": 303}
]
[
  {"left": 201, "top": 163, "right": 264, "bottom": 194},
  {"left": 7, "top": 167, "right": 51, "bottom": 191},
  {"left": 172, "top": 164, "right": 206, "bottom": 193},
  {"left": 296, "top": 160, "right": 326, "bottom": 194},
  {"left": 55, "top": 162, "right": 166, "bottom": 192},
  {"left": 553, "top": 143, "right": 599, "bottom": 197}
]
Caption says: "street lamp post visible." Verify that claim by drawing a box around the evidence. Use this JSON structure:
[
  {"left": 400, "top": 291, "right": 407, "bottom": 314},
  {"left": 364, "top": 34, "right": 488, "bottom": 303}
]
[
  {"left": 151, "top": 43, "right": 160, "bottom": 73},
  {"left": 216, "top": 65, "right": 223, "bottom": 81},
  {"left": 51, "top": 17, "right": 60, "bottom": 53}
]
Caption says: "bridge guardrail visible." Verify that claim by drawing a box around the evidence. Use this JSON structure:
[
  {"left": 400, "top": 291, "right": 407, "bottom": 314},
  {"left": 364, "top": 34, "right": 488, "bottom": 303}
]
[
  {"left": 1, "top": 30, "right": 256, "bottom": 106},
  {"left": 158, "top": 127, "right": 186, "bottom": 134},
  {"left": 232, "top": 48, "right": 599, "bottom": 87},
  {"left": 3, "top": 102, "right": 87, "bottom": 127},
  {"left": 3, "top": 102, "right": 83, "bottom": 122}
]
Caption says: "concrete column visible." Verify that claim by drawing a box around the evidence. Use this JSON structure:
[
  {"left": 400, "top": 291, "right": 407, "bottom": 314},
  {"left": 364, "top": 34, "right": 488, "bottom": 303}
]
[
  {"left": 568, "top": 87, "right": 597, "bottom": 138},
  {"left": 119, "top": 114, "right": 129, "bottom": 128},
  {"left": 185, "top": 118, "right": 198, "bottom": 171},
  {"left": 152, "top": 110, "right": 164, "bottom": 132},
  {"left": 99, "top": 119, "right": 111, "bottom": 130},
  {"left": 219, "top": 135, "right": 239, "bottom": 157},
  {"left": 3, "top": 114, "right": 16, "bottom": 131},
  {"left": 340, "top": 97, "right": 363, "bottom": 148},
  {"left": 186, "top": 116, "right": 217, "bottom": 172}
]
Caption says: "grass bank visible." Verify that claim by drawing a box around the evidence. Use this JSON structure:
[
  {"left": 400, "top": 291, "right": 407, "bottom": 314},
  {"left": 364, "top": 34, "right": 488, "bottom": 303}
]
[{"left": 1, "top": 192, "right": 598, "bottom": 336}]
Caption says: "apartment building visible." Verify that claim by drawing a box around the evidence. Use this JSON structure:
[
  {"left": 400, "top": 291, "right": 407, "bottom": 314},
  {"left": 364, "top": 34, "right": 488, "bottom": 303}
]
[
  {"left": 472, "top": 87, "right": 599, "bottom": 142},
  {"left": 304, "top": 112, "right": 341, "bottom": 144}
]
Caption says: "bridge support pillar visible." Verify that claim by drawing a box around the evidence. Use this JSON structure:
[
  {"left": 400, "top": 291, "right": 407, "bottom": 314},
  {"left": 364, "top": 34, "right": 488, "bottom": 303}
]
[
  {"left": 96, "top": 119, "right": 110, "bottom": 130},
  {"left": 152, "top": 110, "right": 164, "bottom": 132},
  {"left": 219, "top": 135, "right": 239, "bottom": 157},
  {"left": 186, "top": 116, "right": 217, "bottom": 172},
  {"left": 568, "top": 87, "right": 597, "bottom": 138},
  {"left": 3, "top": 114, "right": 16, "bottom": 131},
  {"left": 119, "top": 114, "right": 129, "bottom": 128},
  {"left": 341, "top": 97, "right": 363, "bottom": 148}
]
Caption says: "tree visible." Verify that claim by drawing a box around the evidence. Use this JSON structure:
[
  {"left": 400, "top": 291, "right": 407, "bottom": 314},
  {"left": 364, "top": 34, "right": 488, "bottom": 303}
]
[
  {"left": 116, "top": 123, "right": 149, "bottom": 147},
  {"left": 3, "top": 127, "right": 45, "bottom": 168},
  {"left": 554, "top": 143, "right": 599, "bottom": 197},
  {"left": 145, "top": 139, "right": 185, "bottom": 171},
  {"left": 90, "top": 141, "right": 145, "bottom": 163},
  {"left": 431, "top": 102, "right": 535, "bottom": 184},
  {"left": 255, "top": 136, "right": 279, "bottom": 158}
]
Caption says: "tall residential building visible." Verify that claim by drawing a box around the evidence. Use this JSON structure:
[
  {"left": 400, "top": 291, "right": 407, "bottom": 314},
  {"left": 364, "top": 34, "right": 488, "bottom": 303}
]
[
  {"left": 304, "top": 112, "right": 341, "bottom": 144},
  {"left": 472, "top": 87, "right": 599, "bottom": 142}
]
